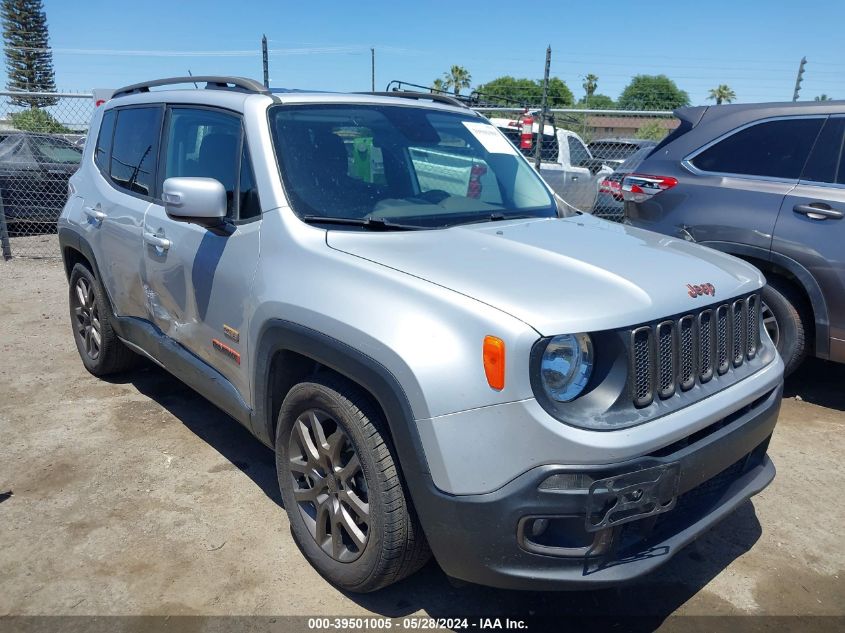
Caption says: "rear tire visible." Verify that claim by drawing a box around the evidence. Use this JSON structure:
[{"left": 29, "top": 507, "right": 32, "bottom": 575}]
[
  {"left": 761, "top": 278, "right": 811, "bottom": 376},
  {"left": 68, "top": 263, "right": 138, "bottom": 376},
  {"left": 275, "top": 374, "right": 430, "bottom": 592}
]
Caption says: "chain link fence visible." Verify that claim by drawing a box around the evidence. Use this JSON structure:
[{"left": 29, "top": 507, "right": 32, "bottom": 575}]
[
  {"left": 475, "top": 107, "right": 677, "bottom": 221},
  {"left": 1, "top": 91, "right": 94, "bottom": 259}
]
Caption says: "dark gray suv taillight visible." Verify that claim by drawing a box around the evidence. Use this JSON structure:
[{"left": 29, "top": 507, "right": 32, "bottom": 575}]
[{"left": 622, "top": 174, "right": 678, "bottom": 203}]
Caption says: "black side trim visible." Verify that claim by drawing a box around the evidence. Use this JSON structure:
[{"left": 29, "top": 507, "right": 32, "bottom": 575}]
[
  {"left": 701, "top": 241, "right": 830, "bottom": 359},
  {"left": 112, "top": 317, "right": 252, "bottom": 429},
  {"left": 252, "top": 320, "right": 431, "bottom": 484}
]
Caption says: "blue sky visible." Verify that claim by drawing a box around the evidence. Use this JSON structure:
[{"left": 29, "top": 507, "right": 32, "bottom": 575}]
[{"left": 12, "top": 0, "right": 845, "bottom": 105}]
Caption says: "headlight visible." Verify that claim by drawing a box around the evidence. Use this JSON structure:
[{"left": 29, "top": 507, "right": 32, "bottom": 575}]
[{"left": 540, "top": 333, "right": 594, "bottom": 402}]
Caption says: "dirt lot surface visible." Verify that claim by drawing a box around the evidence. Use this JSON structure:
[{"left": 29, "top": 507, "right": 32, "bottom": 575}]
[{"left": 1, "top": 257, "right": 844, "bottom": 629}]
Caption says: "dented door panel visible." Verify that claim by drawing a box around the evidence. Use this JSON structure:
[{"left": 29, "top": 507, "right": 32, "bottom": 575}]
[{"left": 140, "top": 204, "right": 260, "bottom": 401}]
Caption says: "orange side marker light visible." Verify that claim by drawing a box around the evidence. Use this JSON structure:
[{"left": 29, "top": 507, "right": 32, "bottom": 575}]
[{"left": 483, "top": 336, "right": 506, "bottom": 390}]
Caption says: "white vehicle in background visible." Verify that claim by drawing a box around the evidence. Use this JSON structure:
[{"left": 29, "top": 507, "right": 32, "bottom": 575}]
[{"left": 489, "top": 117, "right": 612, "bottom": 211}]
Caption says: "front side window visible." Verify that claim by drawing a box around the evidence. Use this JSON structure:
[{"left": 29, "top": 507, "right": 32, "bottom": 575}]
[
  {"left": 691, "top": 118, "right": 824, "bottom": 180},
  {"left": 269, "top": 104, "right": 555, "bottom": 229},
  {"left": 162, "top": 108, "right": 241, "bottom": 214},
  {"left": 238, "top": 143, "right": 261, "bottom": 220},
  {"left": 110, "top": 107, "right": 162, "bottom": 196},
  {"left": 801, "top": 117, "right": 845, "bottom": 185}
]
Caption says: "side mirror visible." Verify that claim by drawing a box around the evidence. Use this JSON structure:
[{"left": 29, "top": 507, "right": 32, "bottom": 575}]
[{"left": 162, "top": 177, "right": 227, "bottom": 225}]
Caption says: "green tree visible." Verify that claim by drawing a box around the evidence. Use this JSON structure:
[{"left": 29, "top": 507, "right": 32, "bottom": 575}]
[
  {"left": 815, "top": 94, "right": 833, "bottom": 101},
  {"left": 618, "top": 75, "right": 690, "bottom": 111},
  {"left": 546, "top": 77, "right": 574, "bottom": 107},
  {"left": 9, "top": 107, "right": 69, "bottom": 132},
  {"left": 442, "top": 65, "right": 472, "bottom": 96},
  {"left": 580, "top": 94, "right": 615, "bottom": 109},
  {"left": 430, "top": 78, "right": 445, "bottom": 93},
  {"left": 475, "top": 75, "right": 573, "bottom": 107},
  {"left": 636, "top": 120, "right": 669, "bottom": 141},
  {"left": 708, "top": 84, "right": 736, "bottom": 105},
  {"left": 1, "top": 0, "right": 57, "bottom": 108},
  {"left": 582, "top": 73, "right": 598, "bottom": 98}
]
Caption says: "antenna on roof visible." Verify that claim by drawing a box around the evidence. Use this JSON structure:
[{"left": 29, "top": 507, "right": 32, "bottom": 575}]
[{"left": 187, "top": 70, "right": 198, "bottom": 89}]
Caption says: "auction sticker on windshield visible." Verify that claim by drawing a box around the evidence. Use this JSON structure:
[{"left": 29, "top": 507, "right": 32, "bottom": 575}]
[{"left": 462, "top": 121, "right": 519, "bottom": 155}]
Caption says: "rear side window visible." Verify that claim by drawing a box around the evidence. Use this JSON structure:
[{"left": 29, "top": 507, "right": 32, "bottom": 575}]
[
  {"left": 110, "top": 107, "right": 162, "bottom": 196},
  {"left": 95, "top": 110, "right": 115, "bottom": 172},
  {"left": 801, "top": 117, "right": 845, "bottom": 184},
  {"left": 568, "top": 136, "right": 590, "bottom": 166},
  {"left": 691, "top": 118, "right": 824, "bottom": 180}
]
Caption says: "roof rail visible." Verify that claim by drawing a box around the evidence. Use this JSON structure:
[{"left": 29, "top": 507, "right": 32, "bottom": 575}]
[
  {"left": 367, "top": 90, "right": 469, "bottom": 109},
  {"left": 112, "top": 76, "right": 269, "bottom": 99}
]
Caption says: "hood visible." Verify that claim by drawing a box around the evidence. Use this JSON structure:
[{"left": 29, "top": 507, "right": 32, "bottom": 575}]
[{"left": 326, "top": 215, "right": 764, "bottom": 335}]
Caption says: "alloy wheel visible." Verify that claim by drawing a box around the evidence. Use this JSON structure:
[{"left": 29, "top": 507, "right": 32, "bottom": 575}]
[
  {"left": 73, "top": 277, "right": 101, "bottom": 360},
  {"left": 761, "top": 301, "right": 780, "bottom": 348},
  {"left": 287, "top": 408, "right": 370, "bottom": 562}
]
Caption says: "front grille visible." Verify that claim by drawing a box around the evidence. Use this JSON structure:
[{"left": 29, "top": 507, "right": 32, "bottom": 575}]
[{"left": 629, "top": 294, "right": 761, "bottom": 407}]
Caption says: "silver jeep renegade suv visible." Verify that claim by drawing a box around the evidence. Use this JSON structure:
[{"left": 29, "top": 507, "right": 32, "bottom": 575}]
[{"left": 59, "top": 76, "right": 784, "bottom": 592}]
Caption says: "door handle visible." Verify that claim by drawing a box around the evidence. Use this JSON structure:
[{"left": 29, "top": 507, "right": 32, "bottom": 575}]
[
  {"left": 143, "top": 231, "right": 171, "bottom": 251},
  {"left": 83, "top": 206, "right": 106, "bottom": 223},
  {"left": 793, "top": 203, "right": 843, "bottom": 220}
]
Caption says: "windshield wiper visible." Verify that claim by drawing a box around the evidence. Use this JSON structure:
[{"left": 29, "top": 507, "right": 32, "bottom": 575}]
[
  {"left": 447, "top": 213, "right": 545, "bottom": 227},
  {"left": 301, "top": 215, "right": 424, "bottom": 231}
]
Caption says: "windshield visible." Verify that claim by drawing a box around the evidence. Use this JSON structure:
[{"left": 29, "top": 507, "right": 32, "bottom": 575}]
[
  {"left": 32, "top": 136, "right": 83, "bottom": 164},
  {"left": 269, "top": 104, "right": 556, "bottom": 229}
]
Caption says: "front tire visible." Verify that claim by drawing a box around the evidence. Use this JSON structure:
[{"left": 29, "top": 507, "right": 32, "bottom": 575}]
[
  {"left": 68, "top": 263, "right": 138, "bottom": 376},
  {"left": 275, "top": 375, "right": 430, "bottom": 592},
  {"left": 761, "top": 278, "right": 811, "bottom": 376}
]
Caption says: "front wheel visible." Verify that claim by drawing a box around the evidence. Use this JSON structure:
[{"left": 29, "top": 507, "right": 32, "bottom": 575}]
[
  {"left": 275, "top": 375, "right": 430, "bottom": 592},
  {"left": 760, "top": 279, "right": 811, "bottom": 376}
]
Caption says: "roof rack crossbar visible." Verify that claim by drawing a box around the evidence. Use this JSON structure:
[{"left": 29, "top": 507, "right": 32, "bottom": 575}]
[
  {"left": 113, "top": 76, "right": 269, "bottom": 99},
  {"left": 367, "top": 90, "right": 469, "bottom": 109}
]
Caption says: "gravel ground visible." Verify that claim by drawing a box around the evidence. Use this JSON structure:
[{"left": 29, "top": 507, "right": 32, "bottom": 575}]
[{"left": 0, "top": 256, "right": 843, "bottom": 629}]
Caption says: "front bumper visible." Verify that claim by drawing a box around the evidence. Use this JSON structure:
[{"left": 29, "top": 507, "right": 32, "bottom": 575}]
[{"left": 415, "top": 381, "right": 781, "bottom": 590}]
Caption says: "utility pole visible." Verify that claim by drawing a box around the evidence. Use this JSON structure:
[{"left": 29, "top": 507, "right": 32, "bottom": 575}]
[
  {"left": 262, "top": 35, "right": 269, "bottom": 88},
  {"left": 371, "top": 48, "right": 375, "bottom": 92},
  {"left": 534, "top": 45, "right": 551, "bottom": 170},
  {"left": 792, "top": 56, "right": 807, "bottom": 102}
]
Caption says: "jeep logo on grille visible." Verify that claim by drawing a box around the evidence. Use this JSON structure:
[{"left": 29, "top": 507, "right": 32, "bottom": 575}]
[{"left": 687, "top": 283, "right": 716, "bottom": 298}]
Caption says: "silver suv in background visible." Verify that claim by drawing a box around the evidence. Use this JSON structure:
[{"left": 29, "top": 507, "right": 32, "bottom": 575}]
[
  {"left": 60, "top": 77, "right": 783, "bottom": 592},
  {"left": 624, "top": 101, "right": 845, "bottom": 374}
]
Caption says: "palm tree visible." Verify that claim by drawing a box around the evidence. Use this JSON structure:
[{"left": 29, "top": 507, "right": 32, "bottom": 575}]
[
  {"left": 430, "top": 78, "right": 445, "bottom": 94},
  {"left": 582, "top": 74, "right": 598, "bottom": 98},
  {"left": 815, "top": 94, "right": 832, "bottom": 101},
  {"left": 442, "top": 65, "right": 472, "bottom": 96},
  {"left": 708, "top": 84, "right": 736, "bottom": 105}
]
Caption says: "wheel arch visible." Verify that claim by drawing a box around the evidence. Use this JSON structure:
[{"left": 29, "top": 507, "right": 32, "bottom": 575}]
[
  {"left": 701, "top": 241, "right": 829, "bottom": 359},
  {"left": 252, "top": 320, "right": 432, "bottom": 494}
]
